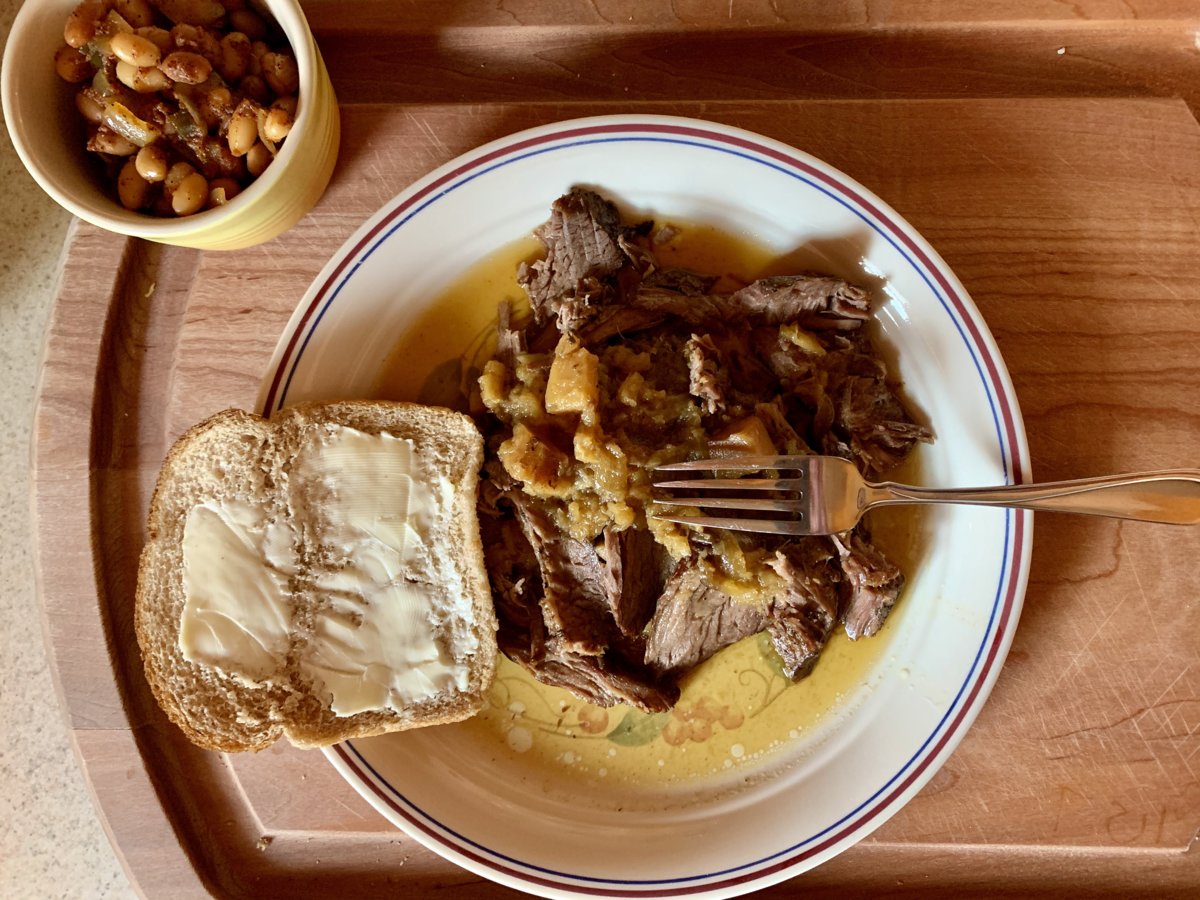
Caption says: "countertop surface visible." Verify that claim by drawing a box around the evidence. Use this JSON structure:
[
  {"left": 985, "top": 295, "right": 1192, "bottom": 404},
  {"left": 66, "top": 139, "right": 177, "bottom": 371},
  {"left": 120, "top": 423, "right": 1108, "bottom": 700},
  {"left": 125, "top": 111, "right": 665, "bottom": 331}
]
[{"left": 0, "top": 1, "right": 133, "bottom": 895}]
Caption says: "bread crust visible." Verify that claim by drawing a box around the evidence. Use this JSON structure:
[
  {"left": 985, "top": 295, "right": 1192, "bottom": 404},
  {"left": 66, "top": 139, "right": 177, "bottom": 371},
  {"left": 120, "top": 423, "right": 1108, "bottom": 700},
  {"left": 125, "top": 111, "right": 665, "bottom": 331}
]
[{"left": 136, "top": 402, "right": 497, "bottom": 752}]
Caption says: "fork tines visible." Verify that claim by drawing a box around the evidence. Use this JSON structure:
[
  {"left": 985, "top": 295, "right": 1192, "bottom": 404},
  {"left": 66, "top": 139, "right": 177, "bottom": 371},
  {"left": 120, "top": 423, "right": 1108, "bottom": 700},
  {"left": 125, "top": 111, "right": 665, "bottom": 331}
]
[
  {"left": 650, "top": 514, "right": 811, "bottom": 536},
  {"left": 652, "top": 455, "right": 813, "bottom": 536},
  {"left": 653, "top": 455, "right": 812, "bottom": 472},
  {"left": 651, "top": 477, "right": 807, "bottom": 491}
]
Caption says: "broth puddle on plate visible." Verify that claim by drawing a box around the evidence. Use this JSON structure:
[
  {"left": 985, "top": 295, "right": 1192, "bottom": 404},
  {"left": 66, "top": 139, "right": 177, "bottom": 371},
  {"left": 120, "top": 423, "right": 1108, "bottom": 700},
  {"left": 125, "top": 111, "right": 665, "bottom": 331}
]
[{"left": 377, "top": 220, "right": 925, "bottom": 803}]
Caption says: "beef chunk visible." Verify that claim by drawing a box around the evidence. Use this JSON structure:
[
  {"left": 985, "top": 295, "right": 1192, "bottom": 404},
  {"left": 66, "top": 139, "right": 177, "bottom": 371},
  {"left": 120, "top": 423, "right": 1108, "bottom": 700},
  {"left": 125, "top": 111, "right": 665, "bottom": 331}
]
[
  {"left": 765, "top": 541, "right": 842, "bottom": 679},
  {"left": 512, "top": 496, "right": 612, "bottom": 656},
  {"left": 628, "top": 286, "right": 727, "bottom": 324},
  {"left": 479, "top": 512, "right": 546, "bottom": 661},
  {"left": 566, "top": 264, "right": 715, "bottom": 345},
  {"left": 486, "top": 485, "right": 676, "bottom": 711},
  {"left": 685, "top": 333, "right": 727, "bottom": 414},
  {"left": 642, "top": 267, "right": 719, "bottom": 296},
  {"left": 644, "top": 559, "right": 767, "bottom": 675},
  {"left": 727, "top": 275, "right": 870, "bottom": 328},
  {"left": 777, "top": 332, "right": 932, "bottom": 476},
  {"left": 832, "top": 529, "right": 905, "bottom": 639},
  {"left": 835, "top": 375, "right": 933, "bottom": 475},
  {"left": 617, "top": 231, "right": 657, "bottom": 275},
  {"left": 602, "top": 525, "right": 665, "bottom": 638},
  {"left": 518, "top": 189, "right": 629, "bottom": 331},
  {"left": 514, "top": 644, "right": 678, "bottom": 712},
  {"left": 495, "top": 299, "right": 525, "bottom": 369},
  {"left": 571, "top": 265, "right": 716, "bottom": 343},
  {"left": 576, "top": 306, "right": 666, "bottom": 345},
  {"left": 478, "top": 476, "right": 548, "bottom": 661},
  {"left": 628, "top": 274, "right": 869, "bottom": 329},
  {"left": 716, "top": 328, "right": 780, "bottom": 403}
]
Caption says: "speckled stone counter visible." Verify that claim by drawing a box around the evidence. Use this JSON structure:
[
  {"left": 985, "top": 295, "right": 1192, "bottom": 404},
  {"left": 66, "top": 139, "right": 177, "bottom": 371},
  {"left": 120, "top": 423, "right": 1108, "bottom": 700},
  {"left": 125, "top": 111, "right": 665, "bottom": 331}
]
[{"left": 0, "top": 2, "right": 134, "bottom": 895}]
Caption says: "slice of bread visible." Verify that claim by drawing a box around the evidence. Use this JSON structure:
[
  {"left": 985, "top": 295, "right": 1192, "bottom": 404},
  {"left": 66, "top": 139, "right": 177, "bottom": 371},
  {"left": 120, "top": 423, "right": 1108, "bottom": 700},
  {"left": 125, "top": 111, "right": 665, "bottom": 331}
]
[{"left": 136, "top": 401, "right": 497, "bottom": 752}]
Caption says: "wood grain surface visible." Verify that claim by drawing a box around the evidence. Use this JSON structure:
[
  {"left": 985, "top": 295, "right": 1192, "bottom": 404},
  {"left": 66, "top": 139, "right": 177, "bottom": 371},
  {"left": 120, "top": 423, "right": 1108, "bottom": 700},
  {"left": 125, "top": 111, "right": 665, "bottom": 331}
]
[{"left": 31, "top": 3, "right": 1200, "bottom": 897}]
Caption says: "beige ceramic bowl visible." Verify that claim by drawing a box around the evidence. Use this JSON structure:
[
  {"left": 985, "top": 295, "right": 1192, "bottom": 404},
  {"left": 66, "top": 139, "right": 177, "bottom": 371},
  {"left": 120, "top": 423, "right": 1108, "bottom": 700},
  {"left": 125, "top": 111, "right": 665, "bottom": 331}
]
[{"left": 1, "top": 0, "right": 339, "bottom": 250}]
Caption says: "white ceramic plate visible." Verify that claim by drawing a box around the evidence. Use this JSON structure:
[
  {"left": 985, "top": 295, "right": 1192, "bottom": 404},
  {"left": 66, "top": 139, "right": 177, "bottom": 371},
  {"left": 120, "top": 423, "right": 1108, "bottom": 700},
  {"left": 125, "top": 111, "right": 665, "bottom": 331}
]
[{"left": 258, "top": 115, "right": 1032, "bottom": 898}]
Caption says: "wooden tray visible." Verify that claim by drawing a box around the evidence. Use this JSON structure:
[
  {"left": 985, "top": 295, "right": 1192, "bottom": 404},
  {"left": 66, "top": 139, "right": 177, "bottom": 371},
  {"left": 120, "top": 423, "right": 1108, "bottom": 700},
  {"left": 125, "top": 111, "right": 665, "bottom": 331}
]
[{"left": 32, "top": 3, "right": 1200, "bottom": 896}]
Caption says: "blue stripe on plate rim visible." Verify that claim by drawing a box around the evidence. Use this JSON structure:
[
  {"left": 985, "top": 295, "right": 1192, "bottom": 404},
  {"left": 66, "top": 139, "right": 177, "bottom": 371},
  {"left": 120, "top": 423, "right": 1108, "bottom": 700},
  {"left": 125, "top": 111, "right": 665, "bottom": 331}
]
[{"left": 262, "top": 117, "right": 1030, "bottom": 896}]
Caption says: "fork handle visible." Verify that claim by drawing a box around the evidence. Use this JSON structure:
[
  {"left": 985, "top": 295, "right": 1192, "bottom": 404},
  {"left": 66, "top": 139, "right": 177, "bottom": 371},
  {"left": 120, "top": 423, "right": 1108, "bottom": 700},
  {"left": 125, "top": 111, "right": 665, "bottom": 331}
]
[{"left": 869, "top": 470, "right": 1200, "bottom": 525}]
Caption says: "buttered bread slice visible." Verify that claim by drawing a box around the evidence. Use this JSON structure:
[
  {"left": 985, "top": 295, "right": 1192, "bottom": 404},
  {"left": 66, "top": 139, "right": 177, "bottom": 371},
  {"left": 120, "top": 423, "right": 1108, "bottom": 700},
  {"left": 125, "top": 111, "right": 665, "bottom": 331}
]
[{"left": 136, "top": 401, "right": 498, "bottom": 752}]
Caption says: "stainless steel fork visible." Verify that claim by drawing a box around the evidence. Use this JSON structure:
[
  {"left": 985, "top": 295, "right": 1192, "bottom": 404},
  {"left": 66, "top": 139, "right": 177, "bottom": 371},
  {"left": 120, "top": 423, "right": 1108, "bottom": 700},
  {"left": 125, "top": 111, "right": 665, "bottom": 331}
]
[{"left": 652, "top": 455, "right": 1200, "bottom": 536}]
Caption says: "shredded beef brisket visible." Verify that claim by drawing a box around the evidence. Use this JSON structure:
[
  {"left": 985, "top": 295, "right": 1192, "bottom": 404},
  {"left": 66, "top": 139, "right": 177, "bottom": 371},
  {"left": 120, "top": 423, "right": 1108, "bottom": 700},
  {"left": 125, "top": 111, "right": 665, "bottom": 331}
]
[
  {"left": 832, "top": 530, "right": 905, "bottom": 640},
  {"left": 685, "top": 334, "right": 728, "bottom": 415},
  {"left": 602, "top": 525, "right": 665, "bottom": 639},
  {"left": 835, "top": 375, "right": 934, "bottom": 475},
  {"left": 576, "top": 306, "right": 666, "bottom": 345},
  {"left": 518, "top": 646, "right": 678, "bottom": 712},
  {"left": 477, "top": 470, "right": 548, "bottom": 655},
  {"left": 627, "top": 274, "right": 870, "bottom": 330},
  {"left": 478, "top": 188, "right": 931, "bottom": 710},
  {"left": 765, "top": 542, "right": 842, "bottom": 678},
  {"left": 495, "top": 300, "right": 525, "bottom": 369},
  {"left": 643, "top": 267, "right": 719, "bottom": 296},
  {"left": 644, "top": 559, "right": 767, "bottom": 676},
  {"left": 511, "top": 495, "right": 612, "bottom": 656},
  {"left": 727, "top": 275, "right": 870, "bottom": 327},
  {"left": 782, "top": 332, "right": 933, "bottom": 478},
  {"left": 485, "top": 488, "right": 675, "bottom": 711},
  {"left": 518, "top": 188, "right": 633, "bottom": 334}
]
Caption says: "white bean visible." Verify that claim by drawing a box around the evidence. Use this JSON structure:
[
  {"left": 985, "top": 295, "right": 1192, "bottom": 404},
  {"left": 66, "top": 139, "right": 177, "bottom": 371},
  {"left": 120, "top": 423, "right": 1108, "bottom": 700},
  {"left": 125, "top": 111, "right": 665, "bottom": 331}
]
[
  {"left": 135, "top": 145, "right": 168, "bottom": 182},
  {"left": 115, "top": 0, "right": 154, "bottom": 28},
  {"left": 64, "top": 0, "right": 105, "bottom": 50},
  {"left": 172, "top": 172, "right": 209, "bottom": 215},
  {"left": 261, "top": 52, "right": 299, "bottom": 96},
  {"left": 111, "top": 32, "right": 162, "bottom": 69},
  {"left": 54, "top": 46, "right": 93, "bottom": 83},
  {"left": 164, "top": 161, "right": 196, "bottom": 193},
  {"left": 136, "top": 26, "right": 172, "bottom": 54},
  {"left": 156, "top": 0, "right": 225, "bottom": 27},
  {"left": 246, "top": 142, "right": 271, "bottom": 176},
  {"left": 218, "top": 32, "right": 251, "bottom": 82},
  {"left": 271, "top": 95, "right": 298, "bottom": 117},
  {"left": 238, "top": 74, "right": 267, "bottom": 103},
  {"left": 116, "top": 59, "right": 170, "bottom": 93},
  {"left": 160, "top": 51, "right": 213, "bottom": 85},
  {"left": 229, "top": 8, "right": 267, "bottom": 40},
  {"left": 117, "top": 159, "right": 151, "bottom": 209},
  {"left": 75, "top": 90, "right": 104, "bottom": 124},
  {"left": 90, "top": 127, "right": 138, "bottom": 156},
  {"left": 261, "top": 106, "right": 292, "bottom": 143},
  {"left": 226, "top": 104, "right": 258, "bottom": 156}
]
